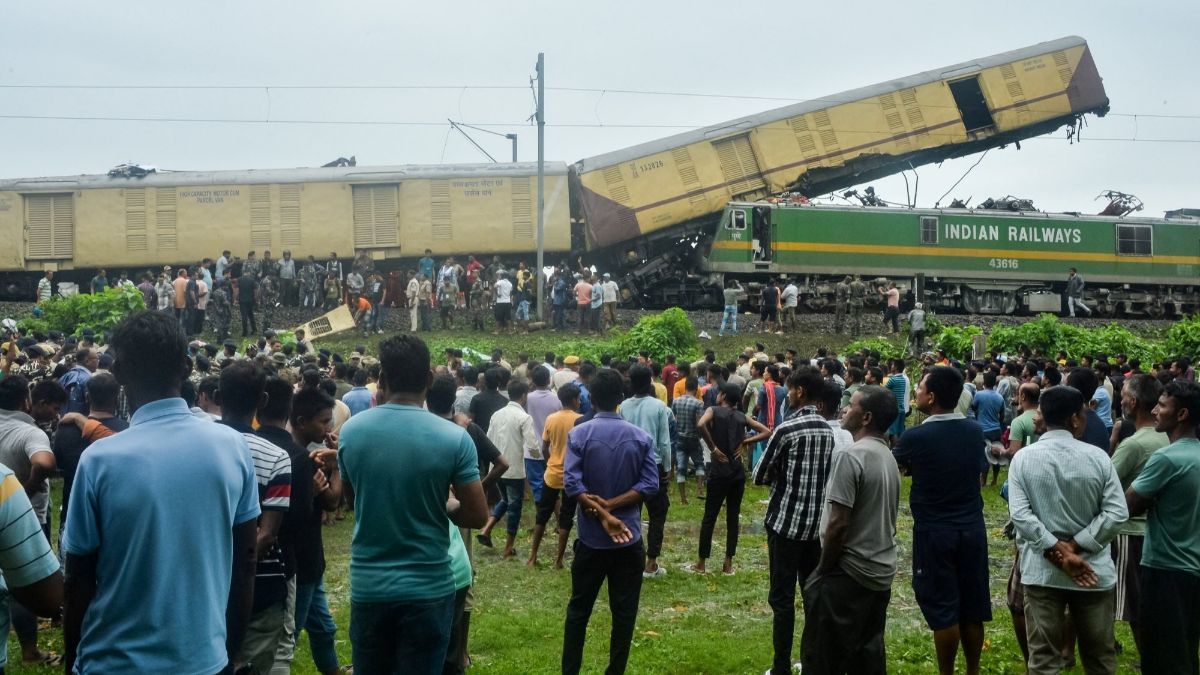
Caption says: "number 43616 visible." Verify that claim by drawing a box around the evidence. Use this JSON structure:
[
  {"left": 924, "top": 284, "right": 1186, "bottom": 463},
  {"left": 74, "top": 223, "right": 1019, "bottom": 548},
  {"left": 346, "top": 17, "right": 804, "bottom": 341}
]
[{"left": 988, "top": 258, "right": 1019, "bottom": 269}]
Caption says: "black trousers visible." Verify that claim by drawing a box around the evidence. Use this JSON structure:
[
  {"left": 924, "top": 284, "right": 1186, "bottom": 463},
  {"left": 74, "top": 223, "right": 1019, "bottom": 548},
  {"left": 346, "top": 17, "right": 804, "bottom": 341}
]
[
  {"left": 698, "top": 478, "right": 745, "bottom": 559},
  {"left": 800, "top": 568, "right": 890, "bottom": 675},
  {"left": 644, "top": 467, "right": 670, "bottom": 559},
  {"left": 1140, "top": 566, "right": 1200, "bottom": 675},
  {"left": 767, "top": 531, "right": 822, "bottom": 675},
  {"left": 562, "top": 540, "right": 645, "bottom": 675},
  {"left": 240, "top": 302, "right": 257, "bottom": 336}
]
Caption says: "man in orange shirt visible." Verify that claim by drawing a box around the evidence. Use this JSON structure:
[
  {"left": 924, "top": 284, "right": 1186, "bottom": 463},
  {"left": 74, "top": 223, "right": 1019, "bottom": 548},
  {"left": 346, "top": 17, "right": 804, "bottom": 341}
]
[
  {"left": 527, "top": 383, "right": 582, "bottom": 569},
  {"left": 572, "top": 274, "right": 591, "bottom": 335},
  {"left": 172, "top": 269, "right": 189, "bottom": 331}
]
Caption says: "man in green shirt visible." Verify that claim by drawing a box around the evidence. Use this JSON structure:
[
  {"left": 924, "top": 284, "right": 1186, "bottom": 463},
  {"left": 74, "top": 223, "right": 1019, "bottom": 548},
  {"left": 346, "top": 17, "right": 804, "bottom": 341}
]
[
  {"left": 1004, "top": 383, "right": 1042, "bottom": 459},
  {"left": 1126, "top": 380, "right": 1200, "bottom": 674},
  {"left": 1109, "top": 374, "right": 1168, "bottom": 655}
]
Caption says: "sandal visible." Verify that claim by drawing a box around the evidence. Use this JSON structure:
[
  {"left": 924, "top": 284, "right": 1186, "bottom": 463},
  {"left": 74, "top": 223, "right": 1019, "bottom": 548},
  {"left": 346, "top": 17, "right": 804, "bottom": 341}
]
[{"left": 24, "top": 651, "right": 63, "bottom": 666}]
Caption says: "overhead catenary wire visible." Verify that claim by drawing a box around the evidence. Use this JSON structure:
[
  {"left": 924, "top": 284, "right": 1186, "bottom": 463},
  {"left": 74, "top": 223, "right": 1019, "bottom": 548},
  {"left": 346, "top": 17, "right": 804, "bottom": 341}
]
[
  {"left": 0, "top": 82, "right": 1196, "bottom": 121},
  {"left": 934, "top": 150, "right": 990, "bottom": 207}
]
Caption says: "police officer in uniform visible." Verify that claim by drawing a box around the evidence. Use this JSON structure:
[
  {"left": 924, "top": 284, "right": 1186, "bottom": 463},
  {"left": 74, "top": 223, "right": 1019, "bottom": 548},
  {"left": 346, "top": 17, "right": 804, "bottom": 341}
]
[
  {"left": 848, "top": 275, "right": 867, "bottom": 336},
  {"left": 259, "top": 274, "right": 280, "bottom": 330},
  {"left": 208, "top": 283, "right": 232, "bottom": 342},
  {"left": 834, "top": 275, "right": 851, "bottom": 334}
]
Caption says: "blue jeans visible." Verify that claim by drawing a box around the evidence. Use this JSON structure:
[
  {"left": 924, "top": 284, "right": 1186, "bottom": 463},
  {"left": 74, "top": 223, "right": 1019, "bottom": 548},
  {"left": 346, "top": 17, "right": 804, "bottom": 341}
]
[
  {"left": 295, "top": 578, "right": 340, "bottom": 673},
  {"left": 552, "top": 304, "right": 566, "bottom": 329},
  {"left": 525, "top": 458, "right": 547, "bottom": 504},
  {"left": 370, "top": 303, "right": 387, "bottom": 331},
  {"left": 350, "top": 592, "right": 456, "bottom": 675},
  {"left": 720, "top": 304, "right": 737, "bottom": 335},
  {"left": 490, "top": 478, "right": 525, "bottom": 536}
]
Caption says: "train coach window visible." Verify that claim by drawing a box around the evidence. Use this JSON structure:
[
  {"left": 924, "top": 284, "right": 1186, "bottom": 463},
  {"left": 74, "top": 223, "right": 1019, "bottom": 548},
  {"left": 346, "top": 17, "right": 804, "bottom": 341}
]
[
  {"left": 1116, "top": 224, "right": 1152, "bottom": 256},
  {"left": 920, "top": 216, "right": 939, "bottom": 244},
  {"left": 728, "top": 210, "right": 747, "bottom": 230}
]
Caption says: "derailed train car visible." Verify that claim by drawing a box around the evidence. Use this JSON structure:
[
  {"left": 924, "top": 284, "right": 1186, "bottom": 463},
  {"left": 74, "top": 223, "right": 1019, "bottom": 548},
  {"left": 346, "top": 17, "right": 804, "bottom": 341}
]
[
  {"left": 574, "top": 36, "right": 1110, "bottom": 304},
  {"left": 702, "top": 202, "right": 1200, "bottom": 316},
  {"left": 0, "top": 163, "right": 572, "bottom": 295}
]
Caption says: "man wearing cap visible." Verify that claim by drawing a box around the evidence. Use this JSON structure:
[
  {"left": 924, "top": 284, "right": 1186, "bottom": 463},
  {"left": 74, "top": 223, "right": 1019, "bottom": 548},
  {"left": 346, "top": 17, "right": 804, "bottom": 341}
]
[
  {"left": 601, "top": 273, "right": 620, "bottom": 331},
  {"left": 554, "top": 357, "right": 581, "bottom": 392}
]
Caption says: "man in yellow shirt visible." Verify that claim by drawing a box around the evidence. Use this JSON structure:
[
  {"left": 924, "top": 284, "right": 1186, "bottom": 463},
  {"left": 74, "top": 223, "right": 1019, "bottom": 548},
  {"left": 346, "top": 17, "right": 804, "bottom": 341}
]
[{"left": 527, "top": 383, "right": 582, "bottom": 569}]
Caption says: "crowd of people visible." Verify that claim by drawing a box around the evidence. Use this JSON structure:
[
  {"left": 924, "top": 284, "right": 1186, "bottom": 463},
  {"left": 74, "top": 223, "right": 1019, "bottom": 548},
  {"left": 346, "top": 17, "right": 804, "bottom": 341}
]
[
  {"left": 1, "top": 300, "right": 1199, "bottom": 673},
  {"left": 37, "top": 249, "right": 631, "bottom": 340}
]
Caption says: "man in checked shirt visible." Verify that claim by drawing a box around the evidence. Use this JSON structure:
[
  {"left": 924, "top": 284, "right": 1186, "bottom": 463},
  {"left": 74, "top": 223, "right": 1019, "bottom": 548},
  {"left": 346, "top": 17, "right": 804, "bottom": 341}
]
[{"left": 752, "top": 365, "right": 833, "bottom": 675}]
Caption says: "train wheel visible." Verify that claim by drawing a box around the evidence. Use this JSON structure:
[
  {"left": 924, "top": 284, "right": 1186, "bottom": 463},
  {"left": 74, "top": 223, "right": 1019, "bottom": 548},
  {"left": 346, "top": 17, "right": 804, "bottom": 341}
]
[{"left": 1145, "top": 303, "right": 1165, "bottom": 319}]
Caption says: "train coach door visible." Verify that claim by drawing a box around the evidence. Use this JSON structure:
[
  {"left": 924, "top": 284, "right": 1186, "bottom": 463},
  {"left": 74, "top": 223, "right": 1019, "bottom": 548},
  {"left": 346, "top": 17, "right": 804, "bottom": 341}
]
[{"left": 948, "top": 76, "right": 996, "bottom": 134}]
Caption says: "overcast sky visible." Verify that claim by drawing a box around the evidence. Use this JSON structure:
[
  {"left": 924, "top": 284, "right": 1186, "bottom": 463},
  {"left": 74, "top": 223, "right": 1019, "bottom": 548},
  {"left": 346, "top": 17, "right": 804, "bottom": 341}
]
[{"left": 2, "top": 1, "right": 1196, "bottom": 216}]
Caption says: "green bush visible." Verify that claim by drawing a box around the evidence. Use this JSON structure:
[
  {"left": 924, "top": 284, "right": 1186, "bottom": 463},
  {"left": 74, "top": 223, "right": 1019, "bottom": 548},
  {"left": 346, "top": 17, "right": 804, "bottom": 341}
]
[
  {"left": 20, "top": 286, "right": 146, "bottom": 337},
  {"left": 936, "top": 325, "right": 982, "bottom": 361},
  {"left": 987, "top": 314, "right": 1166, "bottom": 363},
  {"left": 843, "top": 336, "right": 904, "bottom": 361},
  {"left": 612, "top": 308, "right": 700, "bottom": 363},
  {"left": 1165, "top": 315, "right": 1200, "bottom": 360}
]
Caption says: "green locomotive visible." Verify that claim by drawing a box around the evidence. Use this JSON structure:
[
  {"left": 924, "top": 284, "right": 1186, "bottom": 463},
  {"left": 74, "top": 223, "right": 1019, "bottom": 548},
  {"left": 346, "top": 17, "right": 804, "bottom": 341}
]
[{"left": 701, "top": 202, "right": 1200, "bottom": 316}]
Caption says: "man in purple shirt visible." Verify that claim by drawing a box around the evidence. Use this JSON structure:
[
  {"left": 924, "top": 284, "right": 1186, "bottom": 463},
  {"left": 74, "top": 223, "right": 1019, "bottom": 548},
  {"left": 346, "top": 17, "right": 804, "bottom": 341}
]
[
  {"left": 562, "top": 369, "right": 660, "bottom": 675},
  {"left": 525, "top": 365, "right": 562, "bottom": 503}
]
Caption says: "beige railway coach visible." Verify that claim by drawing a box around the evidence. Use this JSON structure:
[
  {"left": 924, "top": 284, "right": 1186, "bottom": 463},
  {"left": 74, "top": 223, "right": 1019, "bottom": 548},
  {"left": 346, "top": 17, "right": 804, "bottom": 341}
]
[{"left": 0, "top": 162, "right": 572, "bottom": 274}]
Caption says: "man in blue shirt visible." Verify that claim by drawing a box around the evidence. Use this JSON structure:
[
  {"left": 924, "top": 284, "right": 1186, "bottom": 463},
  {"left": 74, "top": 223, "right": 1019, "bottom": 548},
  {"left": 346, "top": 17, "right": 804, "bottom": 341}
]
[
  {"left": 63, "top": 311, "right": 260, "bottom": 674},
  {"left": 563, "top": 368, "right": 660, "bottom": 675},
  {"left": 893, "top": 366, "right": 991, "bottom": 675},
  {"left": 338, "top": 335, "right": 488, "bottom": 674},
  {"left": 59, "top": 348, "right": 98, "bottom": 415},
  {"left": 619, "top": 364, "right": 673, "bottom": 579},
  {"left": 1067, "top": 368, "right": 1112, "bottom": 452},
  {"left": 551, "top": 271, "right": 568, "bottom": 331},
  {"left": 971, "top": 370, "right": 1006, "bottom": 487},
  {"left": 342, "top": 369, "right": 373, "bottom": 416}
]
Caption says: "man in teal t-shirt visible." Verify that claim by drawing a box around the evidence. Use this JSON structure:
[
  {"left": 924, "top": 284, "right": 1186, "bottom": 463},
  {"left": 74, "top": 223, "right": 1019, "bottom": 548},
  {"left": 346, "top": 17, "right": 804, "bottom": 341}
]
[
  {"left": 338, "top": 335, "right": 489, "bottom": 674},
  {"left": 1127, "top": 380, "right": 1200, "bottom": 674}
]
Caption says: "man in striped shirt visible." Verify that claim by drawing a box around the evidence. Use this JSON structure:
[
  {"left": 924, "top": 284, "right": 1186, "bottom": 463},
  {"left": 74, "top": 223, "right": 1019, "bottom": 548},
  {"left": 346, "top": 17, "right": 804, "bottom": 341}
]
[
  {"left": 752, "top": 365, "right": 833, "bottom": 675},
  {"left": 670, "top": 376, "right": 705, "bottom": 506},
  {"left": 0, "top": 463, "right": 62, "bottom": 672},
  {"left": 220, "top": 360, "right": 293, "bottom": 675}
]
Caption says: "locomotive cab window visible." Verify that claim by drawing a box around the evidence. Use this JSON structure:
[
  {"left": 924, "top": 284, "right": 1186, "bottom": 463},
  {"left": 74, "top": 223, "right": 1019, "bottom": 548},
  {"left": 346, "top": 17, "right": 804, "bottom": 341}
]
[
  {"left": 1116, "top": 224, "right": 1152, "bottom": 256},
  {"left": 727, "top": 210, "right": 747, "bottom": 230},
  {"left": 920, "top": 216, "right": 939, "bottom": 244}
]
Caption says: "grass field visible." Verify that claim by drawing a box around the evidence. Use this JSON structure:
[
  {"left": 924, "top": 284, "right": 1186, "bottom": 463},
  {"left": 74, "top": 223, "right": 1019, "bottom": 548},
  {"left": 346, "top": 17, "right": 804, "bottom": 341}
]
[
  {"left": 15, "top": 474, "right": 1139, "bottom": 674},
  {"left": 7, "top": 327, "right": 1140, "bottom": 673}
]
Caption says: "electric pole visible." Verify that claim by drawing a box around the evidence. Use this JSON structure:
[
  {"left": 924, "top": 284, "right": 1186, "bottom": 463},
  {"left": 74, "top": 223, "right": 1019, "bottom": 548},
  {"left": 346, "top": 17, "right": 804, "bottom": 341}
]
[{"left": 535, "top": 52, "right": 546, "bottom": 321}]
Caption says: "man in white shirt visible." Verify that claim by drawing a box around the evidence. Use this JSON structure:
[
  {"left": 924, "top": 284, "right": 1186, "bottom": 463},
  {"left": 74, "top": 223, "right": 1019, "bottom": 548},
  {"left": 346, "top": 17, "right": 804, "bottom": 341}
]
[
  {"left": 493, "top": 272, "right": 514, "bottom": 336},
  {"left": 476, "top": 381, "right": 539, "bottom": 558},
  {"left": 601, "top": 273, "right": 620, "bottom": 331},
  {"left": 405, "top": 271, "right": 420, "bottom": 332},
  {"left": 1008, "top": 385, "right": 1128, "bottom": 674},
  {"left": 780, "top": 278, "right": 799, "bottom": 332},
  {"left": 820, "top": 383, "right": 853, "bottom": 451},
  {"left": 552, "top": 357, "right": 581, "bottom": 392}
]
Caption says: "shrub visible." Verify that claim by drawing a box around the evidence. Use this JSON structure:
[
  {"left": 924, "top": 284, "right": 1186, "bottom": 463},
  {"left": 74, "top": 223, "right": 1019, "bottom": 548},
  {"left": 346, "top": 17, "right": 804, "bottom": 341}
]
[
  {"left": 1165, "top": 315, "right": 1200, "bottom": 360},
  {"left": 936, "top": 325, "right": 982, "bottom": 361},
  {"left": 19, "top": 286, "right": 146, "bottom": 337},
  {"left": 843, "top": 336, "right": 904, "bottom": 361},
  {"left": 612, "top": 308, "right": 700, "bottom": 363}
]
